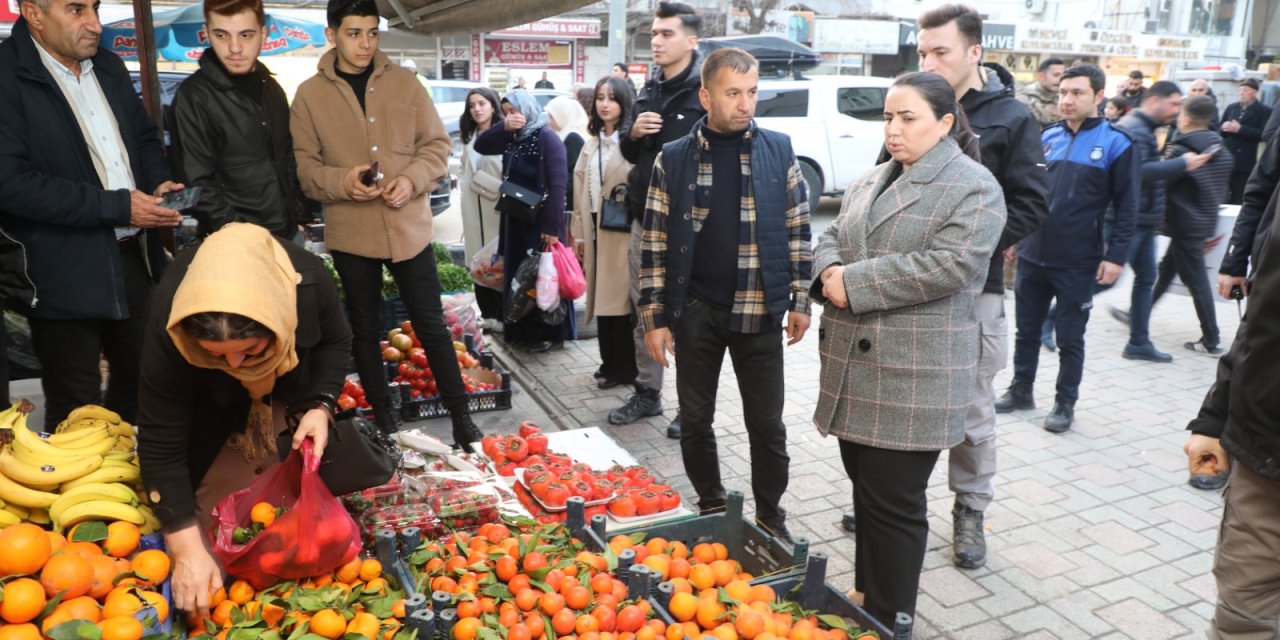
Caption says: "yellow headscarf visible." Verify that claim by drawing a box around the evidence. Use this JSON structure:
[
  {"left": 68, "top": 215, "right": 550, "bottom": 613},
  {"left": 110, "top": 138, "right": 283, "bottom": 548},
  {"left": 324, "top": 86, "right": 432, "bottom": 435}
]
[{"left": 166, "top": 223, "right": 302, "bottom": 461}]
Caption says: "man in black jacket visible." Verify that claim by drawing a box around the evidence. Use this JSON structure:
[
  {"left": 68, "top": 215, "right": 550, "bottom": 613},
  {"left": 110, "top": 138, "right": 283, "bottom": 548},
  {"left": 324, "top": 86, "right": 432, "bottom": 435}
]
[
  {"left": 905, "top": 3, "right": 1050, "bottom": 570},
  {"left": 1108, "top": 81, "right": 1209, "bottom": 364},
  {"left": 0, "top": 1, "right": 184, "bottom": 430},
  {"left": 1151, "top": 96, "right": 1232, "bottom": 355},
  {"left": 611, "top": 1, "right": 706, "bottom": 433},
  {"left": 1183, "top": 200, "right": 1280, "bottom": 637},
  {"left": 171, "top": 0, "right": 308, "bottom": 239},
  {"left": 1221, "top": 78, "right": 1271, "bottom": 204}
]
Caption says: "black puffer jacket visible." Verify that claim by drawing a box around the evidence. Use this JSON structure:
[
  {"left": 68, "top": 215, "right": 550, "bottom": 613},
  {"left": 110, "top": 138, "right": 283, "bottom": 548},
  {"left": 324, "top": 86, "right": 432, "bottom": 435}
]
[
  {"left": 1162, "top": 129, "right": 1233, "bottom": 239},
  {"left": 1117, "top": 110, "right": 1191, "bottom": 229},
  {"left": 619, "top": 51, "right": 706, "bottom": 223},
  {"left": 170, "top": 53, "right": 307, "bottom": 238},
  {"left": 957, "top": 63, "right": 1050, "bottom": 294}
]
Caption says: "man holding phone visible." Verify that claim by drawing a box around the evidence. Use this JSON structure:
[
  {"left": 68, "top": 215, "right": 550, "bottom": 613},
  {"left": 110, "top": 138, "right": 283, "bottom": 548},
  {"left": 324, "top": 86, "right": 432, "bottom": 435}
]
[
  {"left": 170, "top": 0, "right": 310, "bottom": 239},
  {"left": 291, "top": 0, "right": 484, "bottom": 449},
  {"left": 0, "top": 0, "right": 184, "bottom": 430},
  {"left": 611, "top": 1, "right": 707, "bottom": 433}
]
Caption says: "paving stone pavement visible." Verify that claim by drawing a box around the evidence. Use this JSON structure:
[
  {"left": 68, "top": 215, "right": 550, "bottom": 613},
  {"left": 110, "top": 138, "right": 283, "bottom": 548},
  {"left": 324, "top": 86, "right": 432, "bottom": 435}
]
[{"left": 489, "top": 268, "right": 1242, "bottom": 640}]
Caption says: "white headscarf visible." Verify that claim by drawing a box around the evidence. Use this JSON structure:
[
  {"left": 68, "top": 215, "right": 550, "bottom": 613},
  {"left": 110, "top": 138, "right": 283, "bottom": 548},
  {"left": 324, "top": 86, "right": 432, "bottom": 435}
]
[{"left": 544, "top": 95, "right": 588, "bottom": 142}]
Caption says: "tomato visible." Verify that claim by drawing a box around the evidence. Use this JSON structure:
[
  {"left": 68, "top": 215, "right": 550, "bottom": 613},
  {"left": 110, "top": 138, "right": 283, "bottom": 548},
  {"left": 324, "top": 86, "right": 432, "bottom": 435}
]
[
  {"left": 411, "top": 352, "right": 429, "bottom": 368},
  {"left": 337, "top": 394, "right": 357, "bottom": 411},
  {"left": 634, "top": 491, "right": 661, "bottom": 516},
  {"left": 544, "top": 483, "right": 570, "bottom": 508},
  {"left": 519, "top": 421, "right": 543, "bottom": 438},
  {"left": 526, "top": 433, "right": 549, "bottom": 456},
  {"left": 659, "top": 489, "right": 681, "bottom": 512},
  {"left": 608, "top": 495, "right": 637, "bottom": 518},
  {"left": 504, "top": 436, "right": 530, "bottom": 462}
]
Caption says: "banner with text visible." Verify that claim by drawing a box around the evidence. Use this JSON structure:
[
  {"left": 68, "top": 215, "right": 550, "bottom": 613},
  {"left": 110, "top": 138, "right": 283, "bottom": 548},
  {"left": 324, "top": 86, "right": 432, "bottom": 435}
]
[{"left": 484, "top": 38, "right": 573, "bottom": 68}]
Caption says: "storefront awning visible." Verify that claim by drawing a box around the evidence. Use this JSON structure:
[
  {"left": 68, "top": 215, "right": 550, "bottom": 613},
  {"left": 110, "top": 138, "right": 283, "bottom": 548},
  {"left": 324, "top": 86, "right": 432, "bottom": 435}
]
[{"left": 374, "top": 0, "right": 593, "bottom": 36}]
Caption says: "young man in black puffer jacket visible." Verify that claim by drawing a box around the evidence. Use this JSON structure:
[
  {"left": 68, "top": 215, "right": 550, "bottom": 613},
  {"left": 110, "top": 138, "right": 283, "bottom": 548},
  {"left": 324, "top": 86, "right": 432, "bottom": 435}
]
[{"left": 1152, "top": 95, "right": 1234, "bottom": 356}]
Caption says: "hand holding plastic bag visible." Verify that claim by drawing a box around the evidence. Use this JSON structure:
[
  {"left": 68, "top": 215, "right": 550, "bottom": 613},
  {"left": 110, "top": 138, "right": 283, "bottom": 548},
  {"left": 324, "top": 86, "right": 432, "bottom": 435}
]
[
  {"left": 536, "top": 250, "right": 560, "bottom": 311},
  {"left": 549, "top": 240, "right": 585, "bottom": 300}
]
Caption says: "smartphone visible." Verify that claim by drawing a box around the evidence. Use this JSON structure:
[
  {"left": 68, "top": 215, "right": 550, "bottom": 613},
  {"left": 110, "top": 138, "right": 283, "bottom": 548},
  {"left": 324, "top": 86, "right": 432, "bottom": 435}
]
[
  {"left": 360, "top": 162, "right": 382, "bottom": 187},
  {"left": 160, "top": 186, "right": 202, "bottom": 211}
]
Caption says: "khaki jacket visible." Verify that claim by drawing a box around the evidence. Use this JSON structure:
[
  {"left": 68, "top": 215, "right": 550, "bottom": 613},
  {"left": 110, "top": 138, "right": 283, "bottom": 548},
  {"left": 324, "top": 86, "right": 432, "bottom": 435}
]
[
  {"left": 291, "top": 50, "right": 450, "bottom": 262},
  {"left": 571, "top": 133, "right": 633, "bottom": 321}
]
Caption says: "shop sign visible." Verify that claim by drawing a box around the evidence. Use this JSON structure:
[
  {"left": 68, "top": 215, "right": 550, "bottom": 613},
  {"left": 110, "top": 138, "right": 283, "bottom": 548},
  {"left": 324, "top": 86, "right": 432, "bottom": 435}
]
[
  {"left": 726, "top": 8, "right": 814, "bottom": 43},
  {"left": 483, "top": 38, "right": 572, "bottom": 68},
  {"left": 1, "top": 0, "right": 18, "bottom": 22},
  {"left": 1015, "top": 25, "right": 1075, "bottom": 53},
  {"left": 1135, "top": 34, "right": 1205, "bottom": 61},
  {"left": 626, "top": 63, "right": 648, "bottom": 83},
  {"left": 491, "top": 19, "right": 599, "bottom": 39},
  {"left": 814, "top": 19, "right": 897, "bottom": 55},
  {"left": 442, "top": 46, "right": 468, "bottom": 61},
  {"left": 470, "top": 34, "right": 482, "bottom": 81},
  {"left": 1077, "top": 28, "right": 1139, "bottom": 56}
]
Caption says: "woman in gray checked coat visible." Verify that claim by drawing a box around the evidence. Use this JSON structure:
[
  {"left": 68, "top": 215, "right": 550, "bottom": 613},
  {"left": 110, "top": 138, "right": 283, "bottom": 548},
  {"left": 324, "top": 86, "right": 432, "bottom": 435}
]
[{"left": 810, "top": 72, "right": 1006, "bottom": 627}]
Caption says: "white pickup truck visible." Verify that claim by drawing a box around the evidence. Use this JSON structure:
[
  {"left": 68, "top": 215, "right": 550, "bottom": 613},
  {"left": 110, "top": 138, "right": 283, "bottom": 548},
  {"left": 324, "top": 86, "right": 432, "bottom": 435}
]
[{"left": 755, "top": 75, "right": 894, "bottom": 211}]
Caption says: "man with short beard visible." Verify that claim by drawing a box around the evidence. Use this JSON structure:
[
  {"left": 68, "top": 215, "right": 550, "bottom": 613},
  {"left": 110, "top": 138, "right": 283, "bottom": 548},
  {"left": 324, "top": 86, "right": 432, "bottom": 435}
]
[{"left": 1017, "top": 57, "right": 1064, "bottom": 129}]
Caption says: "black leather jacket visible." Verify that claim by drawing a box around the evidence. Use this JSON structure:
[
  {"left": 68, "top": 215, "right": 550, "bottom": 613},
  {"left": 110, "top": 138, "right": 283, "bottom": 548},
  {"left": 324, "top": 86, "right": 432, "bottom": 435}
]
[{"left": 171, "top": 53, "right": 307, "bottom": 238}]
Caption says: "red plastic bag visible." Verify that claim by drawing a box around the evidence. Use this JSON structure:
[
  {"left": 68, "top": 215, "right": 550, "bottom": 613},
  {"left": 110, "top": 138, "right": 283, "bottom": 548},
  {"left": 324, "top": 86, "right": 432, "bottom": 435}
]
[
  {"left": 210, "top": 441, "right": 361, "bottom": 589},
  {"left": 549, "top": 240, "right": 585, "bottom": 300}
]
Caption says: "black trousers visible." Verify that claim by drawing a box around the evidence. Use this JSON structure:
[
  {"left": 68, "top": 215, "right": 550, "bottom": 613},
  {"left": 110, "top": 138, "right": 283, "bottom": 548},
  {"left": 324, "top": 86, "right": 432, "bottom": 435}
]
[
  {"left": 839, "top": 439, "right": 940, "bottom": 626},
  {"left": 475, "top": 286, "right": 503, "bottom": 321},
  {"left": 1152, "top": 235, "right": 1220, "bottom": 349},
  {"left": 332, "top": 247, "right": 470, "bottom": 419},
  {"left": 596, "top": 314, "right": 637, "bottom": 383},
  {"left": 672, "top": 297, "right": 788, "bottom": 525},
  {"left": 1228, "top": 171, "right": 1250, "bottom": 205},
  {"left": 29, "top": 239, "right": 151, "bottom": 432}
]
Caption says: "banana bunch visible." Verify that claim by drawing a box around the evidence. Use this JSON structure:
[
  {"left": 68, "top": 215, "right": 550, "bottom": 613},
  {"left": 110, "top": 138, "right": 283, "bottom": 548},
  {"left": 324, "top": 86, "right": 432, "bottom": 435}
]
[
  {"left": 0, "top": 399, "right": 35, "bottom": 431},
  {"left": 0, "top": 404, "right": 154, "bottom": 532}
]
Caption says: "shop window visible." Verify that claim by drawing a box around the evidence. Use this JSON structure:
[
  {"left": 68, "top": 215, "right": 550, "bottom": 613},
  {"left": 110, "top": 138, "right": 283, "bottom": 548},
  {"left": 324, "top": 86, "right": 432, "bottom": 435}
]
[
  {"left": 836, "top": 87, "right": 886, "bottom": 122},
  {"left": 756, "top": 89, "right": 809, "bottom": 117}
]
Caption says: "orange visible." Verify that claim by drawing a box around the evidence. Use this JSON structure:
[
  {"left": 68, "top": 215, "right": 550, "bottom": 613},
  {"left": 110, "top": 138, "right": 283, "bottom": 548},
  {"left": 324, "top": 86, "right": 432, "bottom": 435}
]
[
  {"left": 261, "top": 601, "right": 286, "bottom": 627},
  {"left": 46, "top": 530, "right": 67, "bottom": 554},
  {"left": 209, "top": 600, "right": 237, "bottom": 628},
  {"left": 0, "top": 623, "right": 41, "bottom": 640},
  {"left": 747, "top": 585, "right": 775, "bottom": 604},
  {"left": 734, "top": 608, "right": 766, "bottom": 640},
  {"left": 565, "top": 585, "right": 591, "bottom": 611},
  {"left": 87, "top": 554, "right": 120, "bottom": 600},
  {"left": 103, "top": 522, "right": 141, "bottom": 558},
  {"left": 456, "top": 600, "right": 481, "bottom": 619},
  {"left": 668, "top": 591, "right": 698, "bottom": 623},
  {"left": 310, "top": 609, "right": 347, "bottom": 639},
  {"left": 668, "top": 557, "right": 691, "bottom": 580},
  {"left": 711, "top": 623, "right": 739, "bottom": 640},
  {"left": 0, "top": 523, "right": 52, "bottom": 576},
  {"left": 1, "top": 577, "right": 47, "bottom": 624},
  {"left": 363, "top": 577, "right": 388, "bottom": 595},
  {"left": 690, "top": 543, "right": 717, "bottom": 565},
  {"left": 140, "top": 589, "right": 170, "bottom": 623},
  {"left": 99, "top": 615, "right": 145, "bottom": 640},
  {"left": 60, "top": 595, "right": 103, "bottom": 623},
  {"left": 514, "top": 588, "right": 539, "bottom": 612},
  {"left": 665, "top": 622, "right": 686, "bottom": 640},
  {"left": 346, "top": 611, "right": 380, "bottom": 639},
  {"left": 669, "top": 541, "right": 689, "bottom": 560},
  {"left": 723, "top": 580, "right": 751, "bottom": 603},
  {"left": 391, "top": 599, "right": 407, "bottom": 619},
  {"left": 645, "top": 538, "right": 669, "bottom": 557},
  {"left": 250, "top": 502, "right": 277, "bottom": 528},
  {"left": 711, "top": 543, "right": 728, "bottom": 561},
  {"left": 208, "top": 586, "right": 227, "bottom": 608},
  {"left": 709, "top": 560, "right": 736, "bottom": 587},
  {"left": 131, "top": 550, "right": 170, "bottom": 586},
  {"left": 62, "top": 541, "right": 104, "bottom": 558},
  {"left": 642, "top": 555, "right": 671, "bottom": 581},
  {"left": 358, "top": 558, "right": 382, "bottom": 582},
  {"left": 335, "top": 556, "right": 362, "bottom": 584},
  {"left": 42, "top": 608, "right": 75, "bottom": 633},
  {"left": 668, "top": 577, "right": 693, "bottom": 595},
  {"left": 589, "top": 572, "right": 614, "bottom": 595},
  {"left": 695, "top": 598, "right": 726, "bottom": 631},
  {"left": 102, "top": 588, "right": 144, "bottom": 620},
  {"left": 227, "top": 580, "right": 255, "bottom": 605},
  {"left": 40, "top": 552, "right": 94, "bottom": 599},
  {"left": 688, "top": 564, "right": 715, "bottom": 591},
  {"left": 575, "top": 613, "right": 601, "bottom": 635},
  {"left": 453, "top": 616, "right": 482, "bottom": 640},
  {"left": 551, "top": 608, "right": 577, "bottom": 636}
]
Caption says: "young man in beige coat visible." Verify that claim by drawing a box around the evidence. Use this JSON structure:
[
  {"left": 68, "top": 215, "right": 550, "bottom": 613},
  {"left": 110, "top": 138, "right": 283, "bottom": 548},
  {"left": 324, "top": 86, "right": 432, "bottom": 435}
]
[{"left": 291, "top": 0, "right": 483, "bottom": 449}]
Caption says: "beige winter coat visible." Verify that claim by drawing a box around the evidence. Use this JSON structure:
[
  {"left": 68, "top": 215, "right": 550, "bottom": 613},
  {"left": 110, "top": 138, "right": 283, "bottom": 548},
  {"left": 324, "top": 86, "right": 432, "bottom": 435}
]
[
  {"left": 570, "top": 132, "right": 633, "bottom": 321},
  {"left": 291, "top": 50, "right": 451, "bottom": 262},
  {"left": 459, "top": 137, "right": 503, "bottom": 263}
]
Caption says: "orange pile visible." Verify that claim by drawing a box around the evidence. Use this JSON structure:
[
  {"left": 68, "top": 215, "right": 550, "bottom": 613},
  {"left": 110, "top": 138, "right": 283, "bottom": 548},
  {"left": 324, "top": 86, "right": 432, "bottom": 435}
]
[{"left": 0, "top": 521, "right": 172, "bottom": 640}]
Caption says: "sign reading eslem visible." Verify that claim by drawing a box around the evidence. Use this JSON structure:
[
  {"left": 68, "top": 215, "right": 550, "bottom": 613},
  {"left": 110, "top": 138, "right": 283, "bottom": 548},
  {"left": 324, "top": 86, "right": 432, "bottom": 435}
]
[
  {"left": 491, "top": 19, "right": 600, "bottom": 39},
  {"left": 484, "top": 38, "right": 573, "bottom": 68},
  {"left": 1, "top": 0, "right": 20, "bottom": 22}
]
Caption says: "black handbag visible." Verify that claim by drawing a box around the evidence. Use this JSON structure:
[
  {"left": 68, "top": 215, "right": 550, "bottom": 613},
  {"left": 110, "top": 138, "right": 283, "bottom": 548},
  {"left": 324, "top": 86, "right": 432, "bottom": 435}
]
[
  {"left": 279, "top": 401, "right": 399, "bottom": 496},
  {"left": 597, "top": 150, "right": 630, "bottom": 233},
  {"left": 495, "top": 181, "right": 542, "bottom": 226}
]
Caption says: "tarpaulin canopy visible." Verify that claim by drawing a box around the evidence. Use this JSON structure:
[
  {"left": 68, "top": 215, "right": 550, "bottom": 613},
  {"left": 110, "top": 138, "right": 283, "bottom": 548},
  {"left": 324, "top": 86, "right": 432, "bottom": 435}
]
[
  {"left": 699, "top": 35, "right": 821, "bottom": 74},
  {"left": 375, "top": 0, "right": 590, "bottom": 36}
]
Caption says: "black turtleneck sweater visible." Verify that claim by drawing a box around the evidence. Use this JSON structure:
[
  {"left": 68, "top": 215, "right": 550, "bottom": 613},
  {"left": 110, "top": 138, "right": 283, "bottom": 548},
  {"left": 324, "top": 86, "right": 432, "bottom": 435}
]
[
  {"left": 689, "top": 126, "right": 745, "bottom": 309},
  {"left": 336, "top": 64, "right": 375, "bottom": 112}
]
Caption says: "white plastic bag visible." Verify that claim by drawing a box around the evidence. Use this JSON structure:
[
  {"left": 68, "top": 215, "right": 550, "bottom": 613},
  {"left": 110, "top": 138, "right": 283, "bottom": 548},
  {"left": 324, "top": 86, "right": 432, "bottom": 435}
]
[
  {"left": 536, "top": 251, "right": 560, "bottom": 311},
  {"left": 469, "top": 237, "right": 504, "bottom": 290}
]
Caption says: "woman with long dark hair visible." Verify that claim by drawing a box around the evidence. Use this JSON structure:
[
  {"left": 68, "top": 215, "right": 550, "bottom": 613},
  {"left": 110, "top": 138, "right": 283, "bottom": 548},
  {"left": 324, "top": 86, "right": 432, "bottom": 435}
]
[
  {"left": 474, "top": 90, "right": 575, "bottom": 352},
  {"left": 459, "top": 87, "right": 505, "bottom": 324},
  {"left": 810, "top": 72, "right": 1005, "bottom": 624},
  {"left": 570, "top": 76, "right": 637, "bottom": 389}
]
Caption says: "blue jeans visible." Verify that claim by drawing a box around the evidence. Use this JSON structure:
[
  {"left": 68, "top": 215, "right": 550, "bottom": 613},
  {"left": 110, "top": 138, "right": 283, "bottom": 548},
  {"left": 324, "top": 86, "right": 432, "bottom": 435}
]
[
  {"left": 1013, "top": 261, "right": 1097, "bottom": 405},
  {"left": 1096, "top": 225, "right": 1157, "bottom": 348}
]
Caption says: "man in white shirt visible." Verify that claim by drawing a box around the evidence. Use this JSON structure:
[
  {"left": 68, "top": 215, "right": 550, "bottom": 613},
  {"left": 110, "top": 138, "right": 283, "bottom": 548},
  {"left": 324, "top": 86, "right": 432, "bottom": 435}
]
[{"left": 0, "top": 0, "right": 183, "bottom": 431}]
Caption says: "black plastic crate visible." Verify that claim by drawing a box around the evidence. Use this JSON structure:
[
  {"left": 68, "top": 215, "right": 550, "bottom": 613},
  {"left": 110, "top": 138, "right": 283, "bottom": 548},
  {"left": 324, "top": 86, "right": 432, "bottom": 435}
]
[
  {"left": 760, "top": 553, "right": 907, "bottom": 639},
  {"left": 397, "top": 368, "right": 513, "bottom": 421},
  {"left": 580, "top": 491, "right": 809, "bottom": 584}
]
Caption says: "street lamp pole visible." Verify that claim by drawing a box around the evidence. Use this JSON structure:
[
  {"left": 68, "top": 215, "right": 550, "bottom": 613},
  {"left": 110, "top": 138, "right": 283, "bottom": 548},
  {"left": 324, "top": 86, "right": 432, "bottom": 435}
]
[{"left": 609, "top": 0, "right": 627, "bottom": 66}]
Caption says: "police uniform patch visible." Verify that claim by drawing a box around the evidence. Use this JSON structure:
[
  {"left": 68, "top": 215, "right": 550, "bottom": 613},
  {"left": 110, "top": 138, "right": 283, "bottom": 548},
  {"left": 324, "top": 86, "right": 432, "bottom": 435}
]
[{"left": 1089, "top": 146, "right": 1104, "bottom": 162}]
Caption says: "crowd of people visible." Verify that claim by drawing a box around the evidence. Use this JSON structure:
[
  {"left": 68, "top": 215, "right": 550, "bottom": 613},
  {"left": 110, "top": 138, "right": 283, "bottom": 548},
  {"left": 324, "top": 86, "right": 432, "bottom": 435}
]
[{"left": 1, "top": 0, "right": 1279, "bottom": 635}]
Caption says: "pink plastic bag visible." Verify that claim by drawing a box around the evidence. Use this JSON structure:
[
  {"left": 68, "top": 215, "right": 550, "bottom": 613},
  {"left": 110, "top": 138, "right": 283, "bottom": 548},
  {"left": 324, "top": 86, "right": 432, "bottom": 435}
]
[
  {"left": 210, "top": 440, "right": 361, "bottom": 589},
  {"left": 550, "top": 240, "right": 586, "bottom": 300}
]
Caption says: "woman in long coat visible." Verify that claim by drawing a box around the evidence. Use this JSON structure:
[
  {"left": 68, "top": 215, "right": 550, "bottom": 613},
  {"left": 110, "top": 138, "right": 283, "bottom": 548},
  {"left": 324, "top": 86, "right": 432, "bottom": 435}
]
[
  {"left": 810, "top": 73, "right": 1006, "bottom": 626},
  {"left": 458, "top": 87, "right": 505, "bottom": 323}
]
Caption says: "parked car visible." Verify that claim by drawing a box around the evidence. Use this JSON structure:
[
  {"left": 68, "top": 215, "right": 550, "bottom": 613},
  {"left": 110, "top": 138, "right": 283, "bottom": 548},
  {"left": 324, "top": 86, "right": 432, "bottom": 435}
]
[
  {"left": 130, "top": 70, "right": 451, "bottom": 216},
  {"left": 754, "top": 75, "right": 893, "bottom": 211},
  {"left": 529, "top": 89, "right": 572, "bottom": 109}
]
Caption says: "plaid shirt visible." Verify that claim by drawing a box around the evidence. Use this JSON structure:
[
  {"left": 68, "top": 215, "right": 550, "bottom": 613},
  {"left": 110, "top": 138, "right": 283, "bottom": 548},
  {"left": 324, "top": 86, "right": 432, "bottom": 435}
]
[{"left": 638, "top": 123, "right": 812, "bottom": 334}]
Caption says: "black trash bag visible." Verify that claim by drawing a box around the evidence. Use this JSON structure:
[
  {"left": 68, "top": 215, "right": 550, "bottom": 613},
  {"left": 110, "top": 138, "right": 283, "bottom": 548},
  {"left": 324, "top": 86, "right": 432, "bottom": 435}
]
[
  {"left": 503, "top": 250, "right": 541, "bottom": 323},
  {"left": 540, "top": 301, "right": 567, "bottom": 326}
]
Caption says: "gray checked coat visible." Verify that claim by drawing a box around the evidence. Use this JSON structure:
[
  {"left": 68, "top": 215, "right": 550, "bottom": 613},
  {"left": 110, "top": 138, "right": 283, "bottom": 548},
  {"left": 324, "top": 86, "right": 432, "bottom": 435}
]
[{"left": 810, "top": 137, "right": 1006, "bottom": 451}]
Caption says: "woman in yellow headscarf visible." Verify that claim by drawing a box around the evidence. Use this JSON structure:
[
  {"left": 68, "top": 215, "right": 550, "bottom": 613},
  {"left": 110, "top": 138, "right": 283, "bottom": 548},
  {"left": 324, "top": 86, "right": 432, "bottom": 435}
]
[{"left": 136, "top": 224, "right": 352, "bottom": 617}]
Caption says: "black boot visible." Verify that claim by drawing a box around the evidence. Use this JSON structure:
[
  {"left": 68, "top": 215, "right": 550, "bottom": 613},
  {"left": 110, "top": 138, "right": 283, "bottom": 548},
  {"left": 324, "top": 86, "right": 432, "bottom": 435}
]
[
  {"left": 994, "top": 383, "right": 1034, "bottom": 413},
  {"left": 608, "top": 386, "right": 663, "bottom": 425},
  {"left": 665, "top": 413, "right": 681, "bottom": 439},
  {"left": 371, "top": 400, "right": 402, "bottom": 436},
  {"left": 952, "top": 503, "right": 987, "bottom": 569},
  {"left": 1044, "top": 401, "right": 1075, "bottom": 433},
  {"left": 452, "top": 413, "right": 484, "bottom": 452}
]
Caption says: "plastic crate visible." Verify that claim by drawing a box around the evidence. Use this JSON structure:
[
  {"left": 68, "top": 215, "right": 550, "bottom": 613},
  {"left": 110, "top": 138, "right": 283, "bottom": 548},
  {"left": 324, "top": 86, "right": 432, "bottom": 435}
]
[
  {"left": 136, "top": 533, "right": 174, "bottom": 635},
  {"left": 582, "top": 491, "right": 809, "bottom": 585},
  {"left": 398, "top": 368, "right": 513, "bottom": 421},
  {"left": 759, "top": 553, "right": 907, "bottom": 640}
]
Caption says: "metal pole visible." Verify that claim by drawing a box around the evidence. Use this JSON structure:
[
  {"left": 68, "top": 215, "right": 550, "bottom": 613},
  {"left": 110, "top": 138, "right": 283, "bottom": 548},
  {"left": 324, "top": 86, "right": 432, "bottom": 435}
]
[
  {"left": 132, "top": 0, "right": 162, "bottom": 132},
  {"left": 609, "top": 0, "right": 626, "bottom": 65}
]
